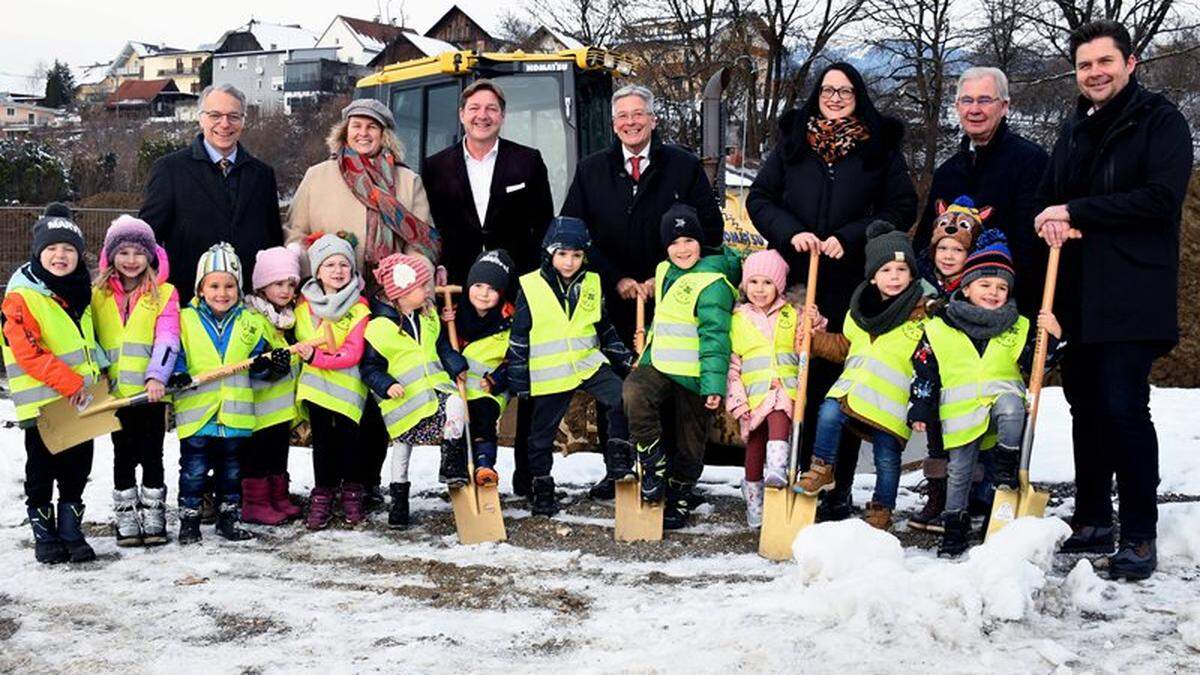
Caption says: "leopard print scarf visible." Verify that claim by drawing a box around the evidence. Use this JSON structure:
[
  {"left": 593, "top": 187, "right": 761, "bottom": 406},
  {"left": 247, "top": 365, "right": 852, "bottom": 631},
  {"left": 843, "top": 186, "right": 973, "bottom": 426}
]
[{"left": 806, "top": 116, "right": 871, "bottom": 165}]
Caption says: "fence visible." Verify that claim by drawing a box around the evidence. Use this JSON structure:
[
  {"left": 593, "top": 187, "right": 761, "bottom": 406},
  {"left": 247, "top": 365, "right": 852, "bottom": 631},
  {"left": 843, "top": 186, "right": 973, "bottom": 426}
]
[{"left": 0, "top": 207, "right": 136, "bottom": 289}]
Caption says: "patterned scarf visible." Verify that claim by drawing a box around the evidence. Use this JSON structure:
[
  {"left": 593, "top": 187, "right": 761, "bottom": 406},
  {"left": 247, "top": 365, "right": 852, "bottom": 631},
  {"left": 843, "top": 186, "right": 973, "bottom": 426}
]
[
  {"left": 806, "top": 115, "right": 871, "bottom": 165},
  {"left": 339, "top": 146, "right": 441, "bottom": 266}
]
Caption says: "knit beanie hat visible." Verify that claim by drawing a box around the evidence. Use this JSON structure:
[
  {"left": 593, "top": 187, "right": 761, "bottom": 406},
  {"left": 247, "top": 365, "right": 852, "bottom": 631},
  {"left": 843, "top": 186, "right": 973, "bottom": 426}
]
[
  {"left": 864, "top": 220, "right": 916, "bottom": 278},
  {"left": 960, "top": 229, "right": 1015, "bottom": 289},
  {"left": 31, "top": 202, "right": 85, "bottom": 258},
  {"left": 929, "top": 195, "right": 989, "bottom": 253},
  {"left": 103, "top": 214, "right": 159, "bottom": 268},
  {"left": 466, "top": 249, "right": 514, "bottom": 293},
  {"left": 660, "top": 203, "right": 705, "bottom": 248},
  {"left": 307, "top": 232, "right": 357, "bottom": 276},
  {"left": 195, "top": 242, "right": 243, "bottom": 297},
  {"left": 740, "top": 249, "right": 789, "bottom": 295},
  {"left": 252, "top": 246, "right": 301, "bottom": 291},
  {"left": 542, "top": 216, "right": 591, "bottom": 254},
  {"left": 375, "top": 252, "right": 432, "bottom": 302}
]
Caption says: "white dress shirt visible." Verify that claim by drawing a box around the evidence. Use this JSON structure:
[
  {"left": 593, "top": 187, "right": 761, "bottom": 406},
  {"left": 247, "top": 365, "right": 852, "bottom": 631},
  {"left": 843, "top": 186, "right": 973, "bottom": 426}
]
[
  {"left": 464, "top": 138, "right": 500, "bottom": 225},
  {"left": 622, "top": 143, "right": 650, "bottom": 178}
]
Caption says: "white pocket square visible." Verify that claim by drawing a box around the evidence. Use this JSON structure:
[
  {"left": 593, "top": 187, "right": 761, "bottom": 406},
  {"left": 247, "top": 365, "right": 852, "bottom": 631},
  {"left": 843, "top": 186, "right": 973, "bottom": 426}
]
[{"left": 506, "top": 182, "right": 526, "bottom": 193}]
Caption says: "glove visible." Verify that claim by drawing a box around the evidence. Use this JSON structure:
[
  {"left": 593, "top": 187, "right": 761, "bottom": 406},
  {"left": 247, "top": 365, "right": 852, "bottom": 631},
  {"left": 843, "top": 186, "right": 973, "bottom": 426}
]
[
  {"left": 166, "top": 372, "right": 192, "bottom": 389},
  {"left": 268, "top": 348, "right": 292, "bottom": 377},
  {"left": 250, "top": 352, "right": 274, "bottom": 375}
]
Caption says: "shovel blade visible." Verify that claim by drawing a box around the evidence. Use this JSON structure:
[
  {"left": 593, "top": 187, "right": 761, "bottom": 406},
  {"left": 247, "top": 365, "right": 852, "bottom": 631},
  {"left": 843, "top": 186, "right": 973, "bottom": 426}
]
[
  {"left": 614, "top": 479, "right": 663, "bottom": 542},
  {"left": 758, "top": 487, "right": 817, "bottom": 561},
  {"left": 449, "top": 482, "right": 507, "bottom": 545},
  {"left": 36, "top": 381, "right": 122, "bottom": 454},
  {"left": 985, "top": 487, "right": 1020, "bottom": 541},
  {"left": 1016, "top": 483, "right": 1050, "bottom": 519}
]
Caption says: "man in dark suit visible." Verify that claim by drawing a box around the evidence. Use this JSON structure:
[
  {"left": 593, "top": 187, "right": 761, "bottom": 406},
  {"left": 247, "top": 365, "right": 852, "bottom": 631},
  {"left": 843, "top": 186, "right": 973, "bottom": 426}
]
[
  {"left": 422, "top": 79, "right": 554, "bottom": 499},
  {"left": 140, "top": 84, "right": 282, "bottom": 302}
]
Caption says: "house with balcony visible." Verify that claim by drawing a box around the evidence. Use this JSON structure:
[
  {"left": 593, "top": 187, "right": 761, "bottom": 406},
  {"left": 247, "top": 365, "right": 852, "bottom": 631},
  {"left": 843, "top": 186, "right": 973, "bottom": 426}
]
[
  {"left": 211, "top": 21, "right": 318, "bottom": 114},
  {"left": 142, "top": 49, "right": 211, "bottom": 94},
  {"left": 104, "top": 79, "right": 196, "bottom": 118},
  {"left": 1, "top": 94, "right": 60, "bottom": 136},
  {"left": 283, "top": 47, "right": 371, "bottom": 113},
  {"left": 108, "top": 41, "right": 186, "bottom": 85}
]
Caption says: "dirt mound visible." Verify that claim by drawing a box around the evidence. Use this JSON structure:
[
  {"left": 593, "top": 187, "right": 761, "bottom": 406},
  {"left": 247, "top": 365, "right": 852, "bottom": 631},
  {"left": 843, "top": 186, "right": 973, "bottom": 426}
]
[{"left": 1152, "top": 170, "right": 1200, "bottom": 387}]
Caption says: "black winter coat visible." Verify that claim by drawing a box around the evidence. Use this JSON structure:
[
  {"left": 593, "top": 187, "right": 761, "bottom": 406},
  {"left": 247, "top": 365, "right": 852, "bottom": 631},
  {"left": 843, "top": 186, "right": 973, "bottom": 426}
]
[
  {"left": 747, "top": 111, "right": 917, "bottom": 330},
  {"left": 140, "top": 135, "right": 283, "bottom": 303},
  {"left": 914, "top": 120, "right": 1050, "bottom": 317},
  {"left": 1035, "top": 81, "right": 1192, "bottom": 345}
]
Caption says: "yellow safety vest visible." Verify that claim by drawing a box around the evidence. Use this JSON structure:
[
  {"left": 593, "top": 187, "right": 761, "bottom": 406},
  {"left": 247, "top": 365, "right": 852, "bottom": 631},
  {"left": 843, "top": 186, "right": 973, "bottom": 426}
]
[
  {"left": 2, "top": 288, "right": 102, "bottom": 423},
  {"left": 826, "top": 312, "right": 925, "bottom": 440},
  {"left": 91, "top": 283, "right": 175, "bottom": 397},
  {"left": 363, "top": 310, "right": 456, "bottom": 439},
  {"left": 294, "top": 300, "right": 370, "bottom": 423},
  {"left": 248, "top": 311, "right": 300, "bottom": 431},
  {"left": 520, "top": 271, "right": 607, "bottom": 396},
  {"left": 463, "top": 328, "right": 510, "bottom": 412},
  {"left": 648, "top": 261, "right": 734, "bottom": 378},
  {"left": 174, "top": 305, "right": 259, "bottom": 438},
  {"left": 925, "top": 316, "right": 1029, "bottom": 449},
  {"left": 729, "top": 304, "right": 799, "bottom": 409}
]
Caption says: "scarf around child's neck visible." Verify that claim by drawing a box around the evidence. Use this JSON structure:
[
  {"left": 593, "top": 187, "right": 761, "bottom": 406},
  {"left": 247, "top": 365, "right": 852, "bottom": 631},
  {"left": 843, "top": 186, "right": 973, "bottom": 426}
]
[
  {"left": 943, "top": 292, "right": 1019, "bottom": 341},
  {"left": 301, "top": 276, "right": 363, "bottom": 320},
  {"left": 28, "top": 258, "right": 91, "bottom": 322},
  {"left": 848, "top": 279, "right": 923, "bottom": 336},
  {"left": 245, "top": 293, "right": 295, "bottom": 330},
  {"left": 456, "top": 294, "right": 509, "bottom": 343}
]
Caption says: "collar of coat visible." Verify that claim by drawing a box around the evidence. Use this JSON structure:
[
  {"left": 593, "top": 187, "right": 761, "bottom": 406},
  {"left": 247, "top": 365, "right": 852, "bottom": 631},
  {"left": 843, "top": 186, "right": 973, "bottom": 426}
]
[
  {"left": 607, "top": 132, "right": 664, "bottom": 174},
  {"left": 777, "top": 108, "right": 905, "bottom": 166},
  {"left": 1067, "top": 78, "right": 1162, "bottom": 135},
  {"left": 189, "top": 133, "right": 252, "bottom": 170},
  {"left": 957, "top": 118, "right": 1011, "bottom": 158}
]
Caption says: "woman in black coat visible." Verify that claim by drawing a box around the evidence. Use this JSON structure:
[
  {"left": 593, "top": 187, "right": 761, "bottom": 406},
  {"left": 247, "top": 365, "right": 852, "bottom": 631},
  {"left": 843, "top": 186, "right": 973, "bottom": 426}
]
[{"left": 747, "top": 62, "right": 918, "bottom": 519}]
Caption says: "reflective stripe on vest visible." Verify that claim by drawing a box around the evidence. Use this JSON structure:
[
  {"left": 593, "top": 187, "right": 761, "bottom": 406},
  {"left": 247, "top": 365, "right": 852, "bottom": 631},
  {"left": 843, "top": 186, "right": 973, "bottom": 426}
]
[
  {"left": 294, "top": 300, "right": 369, "bottom": 423},
  {"left": 729, "top": 304, "right": 800, "bottom": 409},
  {"left": 463, "top": 329, "right": 510, "bottom": 412},
  {"left": 925, "top": 316, "right": 1029, "bottom": 449},
  {"left": 172, "top": 305, "right": 259, "bottom": 438},
  {"left": 825, "top": 312, "right": 924, "bottom": 440},
  {"left": 92, "top": 283, "right": 176, "bottom": 397},
  {"left": 1, "top": 288, "right": 102, "bottom": 422},
  {"left": 520, "top": 271, "right": 607, "bottom": 396},
  {"left": 649, "top": 260, "right": 734, "bottom": 378},
  {"left": 363, "top": 311, "right": 456, "bottom": 439},
  {"left": 248, "top": 313, "right": 299, "bottom": 430}
]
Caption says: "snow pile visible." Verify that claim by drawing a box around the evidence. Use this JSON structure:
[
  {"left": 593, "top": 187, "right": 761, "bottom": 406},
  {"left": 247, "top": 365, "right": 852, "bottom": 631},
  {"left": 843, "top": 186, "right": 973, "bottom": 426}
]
[
  {"left": 1158, "top": 502, "right": 1200, "bottom": 567},
  {"left": 1179, "top": 604, "right": 1200, "bottom": 652},
  {"left": 1062, "top": 558, "right": 1130, "bottom": 615}
]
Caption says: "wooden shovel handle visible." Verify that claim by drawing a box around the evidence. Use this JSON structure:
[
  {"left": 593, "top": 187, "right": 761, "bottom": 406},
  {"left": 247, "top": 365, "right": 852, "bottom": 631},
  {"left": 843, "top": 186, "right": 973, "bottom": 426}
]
[
  {"left": 1025, "top": 233, "right": 1076, "bottom": 423},
  {"left": 190, "top": 333, "right": 331, "bottom": 387},
  {"left": 790, "top": 248, "right": 820, "bottom": 423},
  {"left": 634, "top": 295, "right": 646, "bottom": 357},
  {"left": 440, "top": 285, "right": 461, "bottom": 351}
]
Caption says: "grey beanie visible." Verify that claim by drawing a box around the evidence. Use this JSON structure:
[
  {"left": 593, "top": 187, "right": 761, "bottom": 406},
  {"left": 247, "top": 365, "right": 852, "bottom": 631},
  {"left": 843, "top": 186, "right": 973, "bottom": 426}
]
[
  {"left": 863, "top": 220, "right": 916, "bottom": 278},
  {"left": 342, "top": 98, "right": 395, "bottom": 129},
  {"left": 307, "top": 233, "right": 357, "bottom": 275}
]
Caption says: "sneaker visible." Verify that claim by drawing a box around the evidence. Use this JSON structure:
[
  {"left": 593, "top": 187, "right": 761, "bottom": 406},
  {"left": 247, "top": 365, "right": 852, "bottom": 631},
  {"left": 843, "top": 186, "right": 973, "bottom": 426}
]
[
  {"left": 1108, "top": 539, "right": 1156, "bottom": 581},
  {"left": 794, "top": 458, "right": 836, "bottom": 495}
]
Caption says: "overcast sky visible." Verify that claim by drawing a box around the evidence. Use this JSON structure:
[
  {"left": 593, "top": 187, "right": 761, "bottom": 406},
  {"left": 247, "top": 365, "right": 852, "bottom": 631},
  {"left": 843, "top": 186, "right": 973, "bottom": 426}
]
[{"left": 0, "top": 0, "right": 511, "bottom": 93}]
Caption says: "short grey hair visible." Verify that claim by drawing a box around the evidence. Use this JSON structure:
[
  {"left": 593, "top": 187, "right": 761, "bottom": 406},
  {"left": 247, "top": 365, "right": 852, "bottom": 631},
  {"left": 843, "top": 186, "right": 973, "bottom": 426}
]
[
  {"left": 956, "top": 67, "right": 1010, "bottom": 102},
  {"left": 199, "top": 83, "right": 247, "bottom": 112},
  {"left": 612, "top": 84, "right": 655, "bottom": 116}
]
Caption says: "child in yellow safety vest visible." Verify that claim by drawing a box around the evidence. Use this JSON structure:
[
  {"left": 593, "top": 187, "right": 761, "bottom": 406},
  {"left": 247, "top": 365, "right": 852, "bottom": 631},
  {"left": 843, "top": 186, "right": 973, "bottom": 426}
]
[
  {"left": 2, "top": 204, "right": 104, "bottom": 564},
  {"left": 908, "top": 236, "right": 1063, "bottom": 557},
  {"left": 796, "top": 221, "right": 932, "bottom": 531},
  {"left": 725, "top": 249, "right": 796, "bottom": 527},
  {"left": 361, "top": 253, "right": 469, "bottom": 528},
  {"left": 292, "top": 233, "right": 372, "bottom": 530},
  {"left": 240, "top": 246, "right": 304, "bottom": 526},
  {"left": 91, "top": 215, "right": 180, "bottom": 548},
  {"left": 508, "top": 217, "right": 635, "bottom": 517},
  {"left": 169, "top": 242, "right": 292, "bottom": 545}
]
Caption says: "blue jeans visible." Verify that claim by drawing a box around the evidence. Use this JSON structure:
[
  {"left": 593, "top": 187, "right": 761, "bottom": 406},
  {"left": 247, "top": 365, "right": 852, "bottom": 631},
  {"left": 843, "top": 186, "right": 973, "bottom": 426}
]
[
  {"left": 813, "top": 398, "right": 904, "bottom": 509},
  {"left": 178, "top": 435, "right": 244, "bottom": 509}
]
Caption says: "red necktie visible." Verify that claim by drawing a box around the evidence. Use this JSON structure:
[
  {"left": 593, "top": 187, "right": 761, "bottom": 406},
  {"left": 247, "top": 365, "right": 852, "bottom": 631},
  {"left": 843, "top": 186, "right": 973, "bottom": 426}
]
[{"left": 629, "top": 156, "right": 641, "bottom": 182}]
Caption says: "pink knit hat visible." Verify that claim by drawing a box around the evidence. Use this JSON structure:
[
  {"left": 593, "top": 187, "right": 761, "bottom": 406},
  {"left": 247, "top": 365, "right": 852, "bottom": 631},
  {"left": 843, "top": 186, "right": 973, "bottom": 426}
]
[
  {"left": 252, "top": 246, "right": 301, "bottom": 291},
  {"left": 374, "top": 253, "right": 432, "bottom": 302},
  {"left": 740, "top": 249, "right": 789, "bottom": 295},
  {"left": 104, "top": 214, "right": 159, "bottom": 268}
]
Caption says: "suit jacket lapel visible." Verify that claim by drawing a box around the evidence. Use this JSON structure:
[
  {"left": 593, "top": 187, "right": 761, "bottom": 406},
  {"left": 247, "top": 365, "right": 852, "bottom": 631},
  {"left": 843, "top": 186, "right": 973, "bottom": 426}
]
[
  {"left": 453, "top": 147, "right": 482, "bottom": 231},
  {"left": 230, "top": 154, "right": 258, "bottom": 227},
  {"left": 188, "top": 157, "right": 233, "bottom": 216}
]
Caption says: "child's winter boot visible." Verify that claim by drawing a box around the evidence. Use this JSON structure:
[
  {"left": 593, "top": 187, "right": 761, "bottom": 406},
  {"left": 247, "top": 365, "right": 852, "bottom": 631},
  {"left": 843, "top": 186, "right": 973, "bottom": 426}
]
[
  {"left": 178, "top": 507, "right": 202, "bottom": 545},
  {"left": 816, "top": 488, "right": 854, "bottom": 522},
  {"left": 200, "top": 490, "right": 218, "bottom": 524},
  {"left": 57, "top": 502, "right": 96, "bottom": 562},
  {"left": 908, "top": 458, "right": 947, "bottom": 533},
  {"left": 663, "top": 479, "right": 696, "bottom": 530},
  {"left": 637, "top": 440, "right": 667, "bottom": 502},
  {"left": 341, "top": 482, "right": 366, "bottom": 526},
  {"left": 938, "top": 511, "right": 971, "bottom": 558},
  {"left": 473, "top": 440, "right": 499, "bottom": 487},
  {"left": 992, "top": 444, "right": 1021, "bottom": 490},
  {"left": 388, "top": 482, "right": 410, "bottom": 529},
  {"left": 862, "top": 501, "right": 892, "bottom": 531},
  {"left": 438, "top": 438, "right": 469, "bottom": 488},
  {"left": 241, "top": 478, "right": 288, "bottom": 525},
  {"left": 306, "top": 486, "right": 335, "bottom": 530},
  {"left": 742, "top": 480, "right": 764, "bottom": 527},
  {"left": 215, "top": 503, "right": 254, "bottom": 541},
  {"left": 268, "top": 474, "right": 303, "bottom": 520},
  {"left": 27, "top": 505, "right": 68, "bottom": 564},
  {"left": 530, "top": 476, "right": 558, "bottom": 516},
  {"left": 140, "top": 486, "right": 169, "bottom": 546},
  {"left": 794, "top": 457, "right": 836, "bottom": 495},
  {"left": 363, "top": 484, "right": 386, "bottom": 514},
  {"left": 112, "top": 487, "right": 143, "bottom": 547},
  {"left": 605, "top": 439, "right": 636, "bottom": 483},
  {"left": 763, "top": 440, "right": 790, "bottom": 488}
]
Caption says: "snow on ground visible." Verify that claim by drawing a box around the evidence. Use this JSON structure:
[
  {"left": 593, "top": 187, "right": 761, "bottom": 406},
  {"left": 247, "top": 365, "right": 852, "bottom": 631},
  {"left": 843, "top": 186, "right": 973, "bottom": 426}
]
[{"left": 0, "top": 388, "right": 1198, "bottom": 673}]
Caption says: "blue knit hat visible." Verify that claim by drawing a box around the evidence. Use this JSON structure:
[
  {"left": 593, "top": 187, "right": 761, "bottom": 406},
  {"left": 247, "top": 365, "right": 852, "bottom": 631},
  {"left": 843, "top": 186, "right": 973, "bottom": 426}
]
[
  {"left": 542, "top": 216, "right": 591, "bottom": 254},
  {"left": 960, "top": 229, "right": 1015, "bottom": 289}
]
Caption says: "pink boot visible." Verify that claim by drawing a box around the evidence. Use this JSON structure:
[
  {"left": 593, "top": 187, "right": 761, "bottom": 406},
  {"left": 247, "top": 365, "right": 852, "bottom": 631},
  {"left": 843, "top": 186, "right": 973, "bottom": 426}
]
[
  {"left": 240, "top": 478, "right": 288, "bottom": 525},
  {"left": 268, "top": 474, "right": 302, "bottom": 520},
  {"left": 341, "top": 482, "right": 365, "bottom": 527},
  {"left": 306, "top": 486, "right": 335, "bottom": 530}
]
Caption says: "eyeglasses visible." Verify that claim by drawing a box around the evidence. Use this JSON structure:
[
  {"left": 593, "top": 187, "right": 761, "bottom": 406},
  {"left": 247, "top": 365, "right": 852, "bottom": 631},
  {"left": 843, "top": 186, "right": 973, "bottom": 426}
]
[
  {"left": 819, "top": 87, "right": 855, "bottom": 100},
  {"left": 614, "top": 110, "right": 652, "bottom": 122},
  {"left": 202, "top": 110, "right": 245, "bottom": 124},
  {"left": 956, "top": 96, "right": 1003, "bottom": 107}
]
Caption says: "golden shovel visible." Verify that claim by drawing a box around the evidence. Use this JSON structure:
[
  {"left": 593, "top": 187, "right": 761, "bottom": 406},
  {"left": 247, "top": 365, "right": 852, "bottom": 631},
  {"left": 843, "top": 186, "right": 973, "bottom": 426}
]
[
  {"left": 759, "top": 248, "right": 820, "bottom": 561},
  {"left": 438, "top": 283, "right": 507, "bottom": 545},
  {"left": 615, "top": 294, "right": 664, "bottom": 542}
]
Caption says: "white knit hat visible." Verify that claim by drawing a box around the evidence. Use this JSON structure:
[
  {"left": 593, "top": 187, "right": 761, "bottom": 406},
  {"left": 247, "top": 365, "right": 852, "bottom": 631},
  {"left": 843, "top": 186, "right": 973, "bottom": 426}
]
[{"left": 195, "top": 242, "right": 243, "bottom": 297}]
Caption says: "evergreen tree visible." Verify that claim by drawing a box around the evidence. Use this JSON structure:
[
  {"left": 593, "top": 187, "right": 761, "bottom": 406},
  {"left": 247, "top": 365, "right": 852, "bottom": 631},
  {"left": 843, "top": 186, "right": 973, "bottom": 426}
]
[{"left": 43, "top": 60, "right": 76, "bottom": 109}]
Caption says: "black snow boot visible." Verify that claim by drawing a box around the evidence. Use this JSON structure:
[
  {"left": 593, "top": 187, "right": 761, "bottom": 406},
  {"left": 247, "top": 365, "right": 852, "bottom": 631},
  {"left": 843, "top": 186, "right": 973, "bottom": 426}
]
[
  {"left": 1108, "top": 539, "right": 1157, "bottom": 581},
  {"left": 816, "top": 488, "right": 853, "bottom": 523},
  {"left": 1061, "top": 524, "right": 1117, "bottom": 554},
  {"left": 388, "top": 482, "right": 410, "bottom": 529},
  {"left": 363, "top": 484, "right": 386, "bottom": 514},
  {"left": 938, "top": 511, "right": 971, "bottom": 558},
  {"left": 215, "top": 503, "right": 254, "bottom": 541},
  {"left": 588, "top": 477, "right": 615, "bottom": 500},
  {"left": 663, "top": 479, "right": 696, "bottom": 530},
  {"left": 637, "top": 440, "right": 667, "bottom": 503},
  {"left": 531, "top": 476, "right": 558, "bottom": 516},
  {"left": 992, "top": 445, "right": 1021, "bottom": 490},
  {"left": 28, "top": 505, "right": 68, "bottom": 564},
  {"left": 604, "top": 439, "right": 636, "bottom": 482},
  {"left": 178, "top": 508, "right": 202, "bottom": 545},
  {"left": 57, "top": 502, "right": 96, "bottom": 563},
  {"left": 438, "top": 437, "right": 469, "bottom": 488}
]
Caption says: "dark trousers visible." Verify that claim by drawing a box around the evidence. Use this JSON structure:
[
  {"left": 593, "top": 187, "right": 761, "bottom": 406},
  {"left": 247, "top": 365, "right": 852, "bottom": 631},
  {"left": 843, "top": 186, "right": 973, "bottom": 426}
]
[
  {"left": 468, "top": 397, "right": 502, "bottom": 444},
  {"left": 243, "top": 423, "right": 291, "bottom": 479},
  {"left": 24, "top": 428, "right": 93, "bottom": 507},
  {"left": 512, "top": 399, "right": 532, "bottom": 485},
  {"left": 179, "top": 435, "right": 243, "bottom": 509},
  {"left": 112, "top": 403, "right": 167, "bottom": 490},
  {"left": 801, "top": 359, "right": 862, "bottom": 496},
  {"left": 358, "top": 397, "right": 389, "bottom": 488},
  {"left": 624, "top": 365, "right": 712, "bottom": 484},
  {"left": 308, "top": 404, "right": 361, "bottom": 488},
  {"left": 1061, "top": 341, "right": 1164, "bottom": 542},
  {"left": 528, "top": 365, "right": 628, "bottom": 477}
]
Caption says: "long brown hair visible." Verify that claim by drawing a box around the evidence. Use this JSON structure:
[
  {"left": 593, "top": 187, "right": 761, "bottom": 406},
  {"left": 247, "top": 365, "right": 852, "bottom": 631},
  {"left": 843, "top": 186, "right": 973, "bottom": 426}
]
[{"left": 94, "top": 255, "right": 161, "bottom": 309}]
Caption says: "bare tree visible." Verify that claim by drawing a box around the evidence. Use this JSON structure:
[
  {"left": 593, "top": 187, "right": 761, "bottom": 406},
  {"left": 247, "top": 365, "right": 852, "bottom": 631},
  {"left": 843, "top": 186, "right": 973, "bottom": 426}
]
[
  {"left": 1021, "top": 0, "right": 1190, "bottom": 60},
  {"left": 496, "top": 11, "right": 538, "bottom": 45},
  {"left": 530, "top": 0, "right": 625, "bottom": 46}
]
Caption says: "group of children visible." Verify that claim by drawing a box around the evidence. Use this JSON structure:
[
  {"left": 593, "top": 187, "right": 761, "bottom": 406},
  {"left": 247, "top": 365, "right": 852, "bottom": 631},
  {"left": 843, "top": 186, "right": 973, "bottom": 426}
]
[{"left": 5, "top": 192, "right": 1060, "bottom": 564}]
